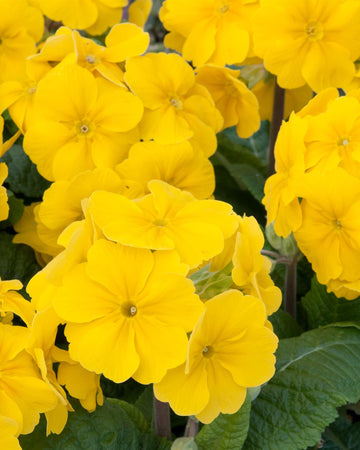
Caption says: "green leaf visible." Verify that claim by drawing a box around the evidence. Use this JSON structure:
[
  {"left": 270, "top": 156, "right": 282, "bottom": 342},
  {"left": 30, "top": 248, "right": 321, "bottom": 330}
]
[
  {"left": 226, "top": 163, "right": 265, "bottom": 202},
  {"left": 1, "top": 145, "right": 51, "bottom": 199},
  {"left": 0, "top": 190, "right": 24, "bottom": 229},
  {"left": 244, "top": 325, "right": 360, "bottom": 450},
  {"left": 190, "top": 263, "right": 233, "bottom": 300},
  {"left": 0, "top": 232, "right": 40, "bottom": 287},
  {"left": 268, "top": 309, "right": 303, "bottom": 339},
  {"left": 134, "top": 385, "right": 154, "bottom": 424},
  {"left": 19, "top": 398, "right": 171, "bottom": 450},
  {"left": 301, "top": 277, "right": 360, "bottom": 329},
  {"left": 195, "top": 393, "right": 251, "bottom": 450}
]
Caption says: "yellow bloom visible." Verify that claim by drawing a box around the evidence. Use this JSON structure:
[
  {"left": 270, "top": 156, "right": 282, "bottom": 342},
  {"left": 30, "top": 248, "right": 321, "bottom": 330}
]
[
  {"left": 0, "top": 416, "right": 21, "bottom": 450},
  {"left": 154, "top": 289, "right": 278, "bottom": 423},
  {"left": 0, "top": 0, "right": 43, "bottom": 82},
  {"left": 294, "top": 168, "right": 360, "bottom": 285},
  {"left": 53, "top": 240, "right": 204, "bottom": 384},
  {"left": 124, "top": 52, "right": 223, "bottom": 156},
  {"left": 0, "top": 278, "right": 35, "bottom": 327},
  {"left": 263, "top": 114, "right": 306, "bottom": 237},
  {"left": 89, "top": 180, "right": 238, "bottom": 269},
  {"left": 196, "top": 65, "right": 260, "bottom": 138},
  {"left": 0, "top": 323, "right": 58, "bottom": 436},
  {"left": 116, "top": 140, "right": 215, "bottom": 199},
  {"left": 0, "top": 163, "right": 8, "bottom": 222},
  {"left": 38, "top": 0, "right": 128, "bottom": 35},
  {"left": 128, "top": 0, "right": 152, "bottom": 28},
  {"left": 160, "top": 0, "right": 259, "bottom": 66},
  {"left": 24, "top": 63, "right": 143, "bottom": 181},
  {"left": 253, "top": 0, "right": 360, "bottom": 92},
  {"left": 232, "top": 216, "right": 282, "bottom": 316}
]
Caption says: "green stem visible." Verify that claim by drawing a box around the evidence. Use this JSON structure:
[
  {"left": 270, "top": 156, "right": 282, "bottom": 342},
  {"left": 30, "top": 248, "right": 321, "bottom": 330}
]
[
  {"left": 184, "top": 416, "right": 199, "bottom": 438},
  {"left": 153, "top": 394, "right": 172, "bottom": 441},
  {"left": 284, "top": 256, "right": 298, "bottom": 319},
  {"left": 268, "top": 79, "right": 285, "bottom": 177},
  {"left": 324, "top": 427, "right": 349, "bottom": 450}
]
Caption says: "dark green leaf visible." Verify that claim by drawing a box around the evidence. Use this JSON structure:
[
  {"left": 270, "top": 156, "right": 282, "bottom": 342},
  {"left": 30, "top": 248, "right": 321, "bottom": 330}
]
[
  {"left": 20, "top": 398, "right": 171, "bottom": 450},
  {"left": 0, "top": 191, "right": 24, "bottom": 229},
  {"left": 269, "top": 309, "right": 303, "bottom": 339},
  {"left": 196, "top": 393, "right": 251, "bottom": 450},
  {"left": 1, "top": 145, "right": 51, "bottom": 199},
  {"left": 301, "top": 277, "right": 360, "bottom": 329},
  {"left": 244, "top": 325, "right": 360, "bottom": 450}
]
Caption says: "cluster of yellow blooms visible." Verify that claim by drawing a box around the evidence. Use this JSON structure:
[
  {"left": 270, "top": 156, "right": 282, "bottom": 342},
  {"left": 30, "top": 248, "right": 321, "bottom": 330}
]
[
  {"left": 2, "top": 0, "right": 360, "bottom": 447},
  {"left": 264, "top": 88, "right": 360, "bottom": 301}
]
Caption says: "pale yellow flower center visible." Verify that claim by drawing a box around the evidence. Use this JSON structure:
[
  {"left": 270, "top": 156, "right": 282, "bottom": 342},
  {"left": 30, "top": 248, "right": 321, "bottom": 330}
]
[
  {"left": 169, "top": 96, "right": 183, "bottom": 110},
  {"left": 338, "top": 137, "right": 350, "bottom": 146},
  {"left": 28, "top": 86, "right": 36, "bottom": 95},
  {"left": 305, "top": 21, "right": 324, "bottom": 41},
  {"left": 202, "top": 345, "right": 214, "bottom": 358},
  {"left": 86, "top": 55, "right": 96, "bottom": 64},
  {"left": 216, "top": 0, "right": 230, "bottom": 14},
  {"left": 76, "top": 121, "right": 93, "bottom": 136},
  {"left": 153, "top": 218, "right": 168, "bottom": 227},
  {"left": 333, "top": 219, "right": 342, "bottom": 229}
]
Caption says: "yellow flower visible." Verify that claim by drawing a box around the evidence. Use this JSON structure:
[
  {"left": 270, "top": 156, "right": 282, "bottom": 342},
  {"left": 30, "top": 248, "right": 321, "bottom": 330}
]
[
  {"left": 232, "top": 216, "right": 282, "bottom": 316},
  {"left": 0, "top": 163, "right": 8, "bottom": 222},
  {"left": 154, "top": 289, "right": 278, "bottom": 423},
  {"left": 196, "top": 65, "right": 260, "bottom": 138},
  {"left": 0, "top": 416, "right": 21, "bottom": 450},
  {"left": 38, "top": 0, "right": 128, "bottom": 35},
  {"left": 0, "top": 0, "right": 43, "bottom": 82},
  {"left": 124, "top": 52, "right": 223, "bottom": 156},
  {"left": 24, "top": 63, "right": 143, "bottom": 181},
  {"left": 116, "top": 140, "right": 215, "bottom": 199},
  {"left": 294, "top": 168, "right": 360, "bottom": 285},
  {"left": 160, "top": 0, "right": 259, "bottom": 66},
  {"left": 263, "top": 114, "right": 306, "bottom": 237},
  {"left": 253, "top": 0, "right": 360, "bottom": 92},
  {"left": 128, "top": 0, "right": 152, "bottom": 28},
  {"left": 0, "top": 278, "right": 35, "bottom": 327},
  {"left": 0, "top": 323, "right": 58, "bottom": 436},
  {"left": 89, "top": 180, "right": 238, "bottom": 269},
  {"left": 53, "top": 240, "right": 204, "bottom": 384}
]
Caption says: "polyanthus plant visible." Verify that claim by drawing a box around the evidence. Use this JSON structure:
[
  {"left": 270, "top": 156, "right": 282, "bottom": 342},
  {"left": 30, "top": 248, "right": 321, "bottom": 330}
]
[
  {"left": 253, "top": 0, "right": 360, "bottom": 92},
  {"left": 89, "top": 180, "right": 238, "bottom": 269},
  {"left": 124, "top": 52, "right": 223, "bottom": 156},
  {"left": 160, "top": 0, "right": 260, "bottom": 67},
  {"left": 154, "top": 289, "right": 278, "bottom": 423},
  {"left": 0, "top": 163, "right": 8, "bottom": 223},
  {"left": 24, "top": 63, "right": 143, "bottom": 181},
  {"left": 53, "top": 239, "right": 205, "bottom": 384}
]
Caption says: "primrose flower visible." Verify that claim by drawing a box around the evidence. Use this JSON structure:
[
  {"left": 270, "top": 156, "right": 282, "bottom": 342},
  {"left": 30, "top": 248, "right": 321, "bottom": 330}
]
[
  {"left": 125, "top": 52, "right": 223, "bottom": 155},
  {"left": 0, "top": 163, "right": 8, "bottom": 222},
  {"left": 53, "top": 240, "right": 204, "bottom": 384},
  {"left": 0, "top": 416, "right": 21, "bottom": 450},
  {"left": 37, "top": 0, "right": 128, "bottom": 35},
  {"left": 160, "top": 0, "right": 259, "bottom": 66},
  {"left": 24, "top": 64, "right": 143, "bottom": 181},
  {"left": 294, "top": 168, "right": 360, "bottom": 285},
  {"left": 263, "top": 114, "right": 307, "bottom": 237},
  {"left": 116, "top": 141, "right": 215, "bottom": 199},
  {"left": 0, "top": 323, "right": 58, "bottom": 436},
  {"left": 0, "top": 0, "right": 44, "bottom": 82},
  {"left": 253, "top": 0, "right": 360, "bottom": 92},
  {"left": 128, "top": 0, "right": 153, "bottom": 28},
  {"left": 232, "top": 216, "right": 282, "bottom": 316},
  {"left": 89, "top": 180, "right": 238, "bottom": 268},
  {"left": 154, "top": 289, "right": 278, "bottom": 423},
  {"left": 0, "top": 278, "right": 34, "bottom": 327}
]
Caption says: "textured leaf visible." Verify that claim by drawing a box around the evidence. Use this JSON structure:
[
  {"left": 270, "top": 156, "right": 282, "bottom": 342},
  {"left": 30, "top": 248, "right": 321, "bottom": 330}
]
[
  {"left": 301, "top": 277, "right": 360, "bottom": 329},
  {"left": 0, "top": 190, "right": 24, "bottom": 230},
  {"left": 244, "top": 325, "right": 360, "bottom": 450},
  {"left": 195, "top": 394, "right": 251, "bottom": 450},
  {"left": 0, "top": 232, "right": 40, "bottom": 286},
  {"left": 1, "top": 145, "right": 51, "bottom": 199},
  {"left": 190, "top": 263, "right": 233, "bottom": 300},
  {"left": 322, "top": 416, "right": 360, "bottom": 450},
  {"left": 20, "top": 398, "right": 171, "bottom": 450},
  {"left": 227, "top": 163, "right": 265, "bottom": 202},
  {"left": 269, "top": 309, "right": 303, "bottom": 339}
]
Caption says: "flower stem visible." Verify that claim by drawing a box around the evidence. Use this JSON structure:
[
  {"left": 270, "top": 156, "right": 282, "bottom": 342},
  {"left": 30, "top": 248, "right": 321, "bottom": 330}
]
[
  {"left": 284, "top": 256, "right": 298, "bottom": 319},
  {"left": 153, "top": 394, "right": 172, "bottom": 441},
  {"left": 184, "top": 416, "right": 199, "bottom": 438},
  {"left": 268, "top": 79, "right": 285, "bottom": 176}
]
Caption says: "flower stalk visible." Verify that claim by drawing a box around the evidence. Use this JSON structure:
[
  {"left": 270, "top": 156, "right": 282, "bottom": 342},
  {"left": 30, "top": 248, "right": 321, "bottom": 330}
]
[
  {"left": 153, "top": 395, "right": 172, "bottom": 441},
  {"left": 268, "top": 79, "right": 285, "bottom": 176},
  {"left": 284, "top": 255, "right": 298, "bottom": 319}
]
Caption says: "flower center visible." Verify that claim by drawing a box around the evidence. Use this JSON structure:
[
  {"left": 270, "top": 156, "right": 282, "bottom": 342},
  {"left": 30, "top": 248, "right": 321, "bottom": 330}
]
[
  {"left": 216, "top": 0, "right": 230, "bottom": 14},
  {"left": 122, "top": 303, "right": 137, "bottom": 317},
  {"left": 202, "top": 345, "right": 214, "bottom": 358},
  {"left": 305, "top": 21, "right": 323, "bottom": 41},
  {"left": 28, "top": 86, "right": 36, "bottom": 95},
  {"left": 153, "top": 218, "right": 168, "bottom": 227},
  {"left": 169, "top": 96, "right": 183, "bottom": 109},
  {"left": 333, "top": 219, "right": 342, "bottom": 229},
  {"left": 338, "top": 137, "right": 350, "bottom": 146},
  {"left": 86, "top": 55, "right": 96, "bottom": 64}
]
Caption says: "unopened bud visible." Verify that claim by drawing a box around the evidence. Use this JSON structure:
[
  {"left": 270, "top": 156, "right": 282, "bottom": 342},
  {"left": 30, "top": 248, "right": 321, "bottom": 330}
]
[{"left": 171, "top": 437, "right": 198, "bottom": 450}]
